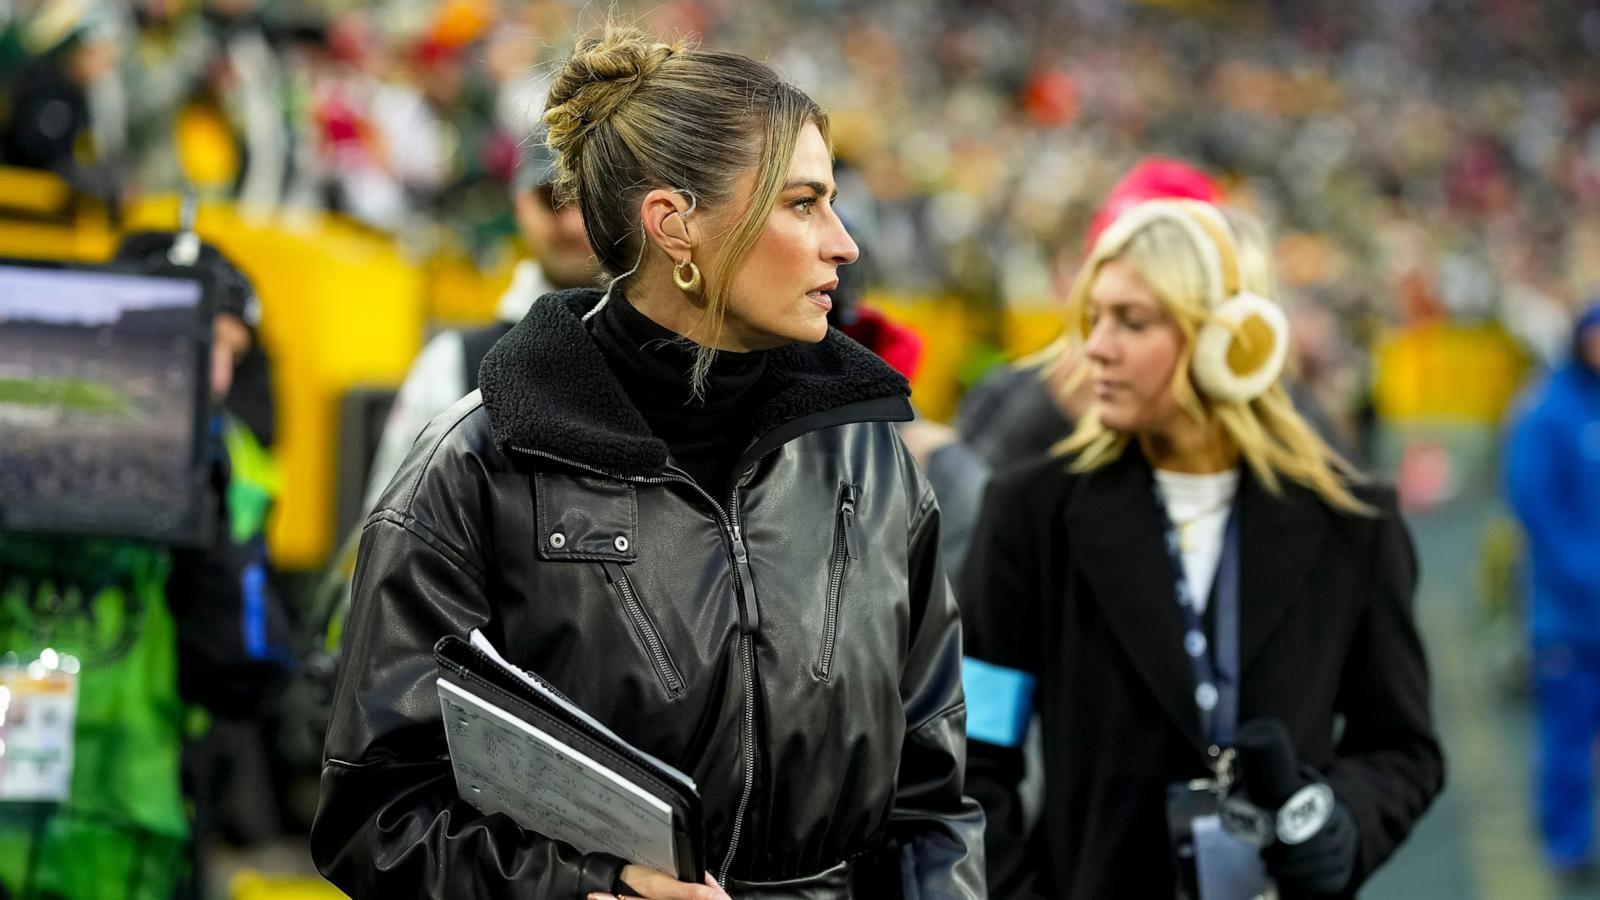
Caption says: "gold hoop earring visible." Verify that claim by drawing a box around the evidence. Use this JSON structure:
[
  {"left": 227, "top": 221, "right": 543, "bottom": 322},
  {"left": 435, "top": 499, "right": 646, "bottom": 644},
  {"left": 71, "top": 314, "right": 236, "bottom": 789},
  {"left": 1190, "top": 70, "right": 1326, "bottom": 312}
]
[{"left": 672, "top": 258, "right": 702, "bottom": 294}]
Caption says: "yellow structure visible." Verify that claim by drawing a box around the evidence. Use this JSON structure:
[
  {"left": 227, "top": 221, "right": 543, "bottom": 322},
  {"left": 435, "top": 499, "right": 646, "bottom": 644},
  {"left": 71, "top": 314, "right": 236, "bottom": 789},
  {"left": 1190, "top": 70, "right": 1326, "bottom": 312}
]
[{"left": 1373, "top": 321, "right": 1531, "bottom": 424}]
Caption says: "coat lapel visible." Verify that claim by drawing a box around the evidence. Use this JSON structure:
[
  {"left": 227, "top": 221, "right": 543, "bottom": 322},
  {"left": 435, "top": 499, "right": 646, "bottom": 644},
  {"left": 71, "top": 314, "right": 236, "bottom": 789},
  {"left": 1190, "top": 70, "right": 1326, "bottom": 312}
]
[
  {"left": 1066, "top": 448, "right": 1207, "bottom": 749},
  {"left": 1237, "top": 470, "right": 1329, "bottom": 676},
  {"left": 1066, "top": 448, "right": 1334, "bottom": 751}
]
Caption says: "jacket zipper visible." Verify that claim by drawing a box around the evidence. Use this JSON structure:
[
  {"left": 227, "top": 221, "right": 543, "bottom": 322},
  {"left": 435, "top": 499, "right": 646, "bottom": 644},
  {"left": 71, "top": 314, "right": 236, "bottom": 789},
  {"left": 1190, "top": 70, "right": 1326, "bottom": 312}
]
[
  {"left": 512, "top": 445, "right": 761, "bottom": 883},
  {"left": 602, "top": 561, "right": 684, "bottom": 696},
  {"left": 816, "top": 483, "right": 859, "bottom": 680},
  {"left": 721, "top": 494, "right": 759, "bottom": 884}
]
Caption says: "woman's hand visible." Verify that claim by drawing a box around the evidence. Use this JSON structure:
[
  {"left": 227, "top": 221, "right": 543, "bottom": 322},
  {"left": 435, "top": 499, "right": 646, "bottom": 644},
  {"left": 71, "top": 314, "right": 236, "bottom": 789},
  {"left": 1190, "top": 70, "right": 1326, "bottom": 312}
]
[{"left": 588, "top": 867, "right": 731, "bottom": 900}]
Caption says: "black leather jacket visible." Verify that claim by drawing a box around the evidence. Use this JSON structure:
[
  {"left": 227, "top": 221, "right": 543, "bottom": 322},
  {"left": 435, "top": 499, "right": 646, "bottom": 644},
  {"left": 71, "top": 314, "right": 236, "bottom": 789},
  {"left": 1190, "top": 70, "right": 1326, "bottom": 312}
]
[{"left": 311, "top": 290, "right": 985, "bottom": 898}]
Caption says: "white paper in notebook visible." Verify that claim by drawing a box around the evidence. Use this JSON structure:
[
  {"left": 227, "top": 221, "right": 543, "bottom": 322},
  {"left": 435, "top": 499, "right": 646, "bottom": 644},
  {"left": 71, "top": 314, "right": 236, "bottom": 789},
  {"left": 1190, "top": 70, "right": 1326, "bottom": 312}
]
[{"left": 436, "top": 630, "right": 685, "bottom": 874}]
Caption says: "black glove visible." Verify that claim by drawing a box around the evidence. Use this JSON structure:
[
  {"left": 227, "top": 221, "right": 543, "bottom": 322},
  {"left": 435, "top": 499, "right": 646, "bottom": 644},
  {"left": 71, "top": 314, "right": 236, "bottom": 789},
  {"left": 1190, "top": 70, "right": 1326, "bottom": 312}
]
[
  {"left": 1262, "top": 798, "right": 1358, "bottom": 897},
  {"left": 1235, "top": 718, "right": 1359, "bottom": 897}
]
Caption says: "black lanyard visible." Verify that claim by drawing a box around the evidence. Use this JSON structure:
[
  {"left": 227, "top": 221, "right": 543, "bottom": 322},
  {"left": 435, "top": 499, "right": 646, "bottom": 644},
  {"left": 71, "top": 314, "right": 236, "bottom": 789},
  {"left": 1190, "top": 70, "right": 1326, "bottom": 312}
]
[{"left": 1152, "top": 485, "right": 1243, "bottom": 748}]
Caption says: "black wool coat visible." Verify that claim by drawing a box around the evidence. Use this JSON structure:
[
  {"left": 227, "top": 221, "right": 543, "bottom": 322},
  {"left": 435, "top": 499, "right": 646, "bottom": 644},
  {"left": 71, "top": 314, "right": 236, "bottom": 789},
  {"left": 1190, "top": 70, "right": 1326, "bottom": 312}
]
[{"left": 959, "top": 444, "right": 1443, "bottom": 899}]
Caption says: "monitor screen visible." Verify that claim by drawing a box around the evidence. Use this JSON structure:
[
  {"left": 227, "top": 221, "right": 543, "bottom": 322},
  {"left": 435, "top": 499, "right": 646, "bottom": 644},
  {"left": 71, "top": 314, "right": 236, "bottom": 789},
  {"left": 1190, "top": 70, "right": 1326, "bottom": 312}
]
[{"left": 0, "top": 260, "right": 214, "bottom": 545}]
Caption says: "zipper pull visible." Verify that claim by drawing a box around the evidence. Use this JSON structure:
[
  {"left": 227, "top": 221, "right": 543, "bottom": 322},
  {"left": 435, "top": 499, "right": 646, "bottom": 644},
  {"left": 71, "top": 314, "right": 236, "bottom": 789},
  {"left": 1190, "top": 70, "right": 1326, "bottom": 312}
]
[
  {"left": 729, "top": 522, "right": 761, "bottom": 634},
  {"left": 841, "top": 484, "right": 861, "bottom": 561}
]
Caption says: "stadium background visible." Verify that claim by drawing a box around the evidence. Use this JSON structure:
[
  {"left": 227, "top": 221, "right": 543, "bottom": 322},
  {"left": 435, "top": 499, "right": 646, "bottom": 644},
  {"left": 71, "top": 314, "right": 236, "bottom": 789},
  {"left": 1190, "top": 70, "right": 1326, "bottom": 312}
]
[{"left": 0, "top": 0, "right": 1588, "bottom": 896}]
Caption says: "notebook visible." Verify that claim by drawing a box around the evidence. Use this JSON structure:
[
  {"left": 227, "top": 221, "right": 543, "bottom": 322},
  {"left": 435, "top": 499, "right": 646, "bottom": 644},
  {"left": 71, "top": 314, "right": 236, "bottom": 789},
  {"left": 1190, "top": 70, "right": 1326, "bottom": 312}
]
[{"left": 434, "top": 631, "right": 704, "bottom": 883}]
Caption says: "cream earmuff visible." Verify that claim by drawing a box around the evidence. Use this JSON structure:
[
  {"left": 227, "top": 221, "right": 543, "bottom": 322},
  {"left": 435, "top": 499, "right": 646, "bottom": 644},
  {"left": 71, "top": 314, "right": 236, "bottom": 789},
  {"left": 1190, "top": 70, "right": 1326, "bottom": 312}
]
[{"left": 1095, "top": 199, "right": 1290, "bottom": 404}]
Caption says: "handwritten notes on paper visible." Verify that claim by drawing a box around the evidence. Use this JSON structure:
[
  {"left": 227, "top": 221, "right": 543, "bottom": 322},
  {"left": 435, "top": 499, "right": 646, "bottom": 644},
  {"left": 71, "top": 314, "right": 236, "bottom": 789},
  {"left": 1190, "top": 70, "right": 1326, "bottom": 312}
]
[{"left": 437, "top": 679, "right": 679, "bottom": 873}]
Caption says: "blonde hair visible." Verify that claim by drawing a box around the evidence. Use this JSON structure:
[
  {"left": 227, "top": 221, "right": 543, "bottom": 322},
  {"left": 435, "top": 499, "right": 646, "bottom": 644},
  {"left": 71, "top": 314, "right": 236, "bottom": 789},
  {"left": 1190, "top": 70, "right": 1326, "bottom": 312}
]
[
  {"left": 1057, "top": 202, "right": 1371, "bottom": 515},
  {"left": 542, "top": 25, "right": 829, "bottom": 386}
]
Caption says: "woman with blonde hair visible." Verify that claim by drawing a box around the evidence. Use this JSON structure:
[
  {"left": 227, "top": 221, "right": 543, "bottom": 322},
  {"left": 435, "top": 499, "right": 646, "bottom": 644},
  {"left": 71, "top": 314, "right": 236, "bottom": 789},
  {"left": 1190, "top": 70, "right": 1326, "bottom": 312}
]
[
  {"left": 312, "top": 25, "right": 982, "bottom": 900},
  {"left": 955, "top": 157, "right": 1224, "bottom": 471},
  {"left": 959, "top": 199, "right": 1442, "bottom": 898}
]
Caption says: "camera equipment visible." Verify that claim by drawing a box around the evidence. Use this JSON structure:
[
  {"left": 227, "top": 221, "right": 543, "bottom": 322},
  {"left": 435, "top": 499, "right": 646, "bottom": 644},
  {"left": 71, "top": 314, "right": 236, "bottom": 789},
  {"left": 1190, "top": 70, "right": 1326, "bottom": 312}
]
[{"left": 0, "top": 256, "right": 216, "bottom": 546}]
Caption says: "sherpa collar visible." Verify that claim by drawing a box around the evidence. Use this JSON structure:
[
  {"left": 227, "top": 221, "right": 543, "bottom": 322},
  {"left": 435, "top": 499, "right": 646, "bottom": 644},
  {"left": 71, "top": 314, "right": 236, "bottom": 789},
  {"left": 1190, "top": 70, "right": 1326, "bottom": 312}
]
[{"left": 477, "top": 288, "right": 913, "bottom": 477}]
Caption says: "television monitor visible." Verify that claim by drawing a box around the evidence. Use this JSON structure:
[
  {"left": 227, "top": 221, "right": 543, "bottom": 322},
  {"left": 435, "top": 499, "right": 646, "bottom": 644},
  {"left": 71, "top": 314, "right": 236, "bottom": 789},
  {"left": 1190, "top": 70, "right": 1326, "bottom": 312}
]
[{"left": 0, "top": 257, "right": 216, "bottom": 546}]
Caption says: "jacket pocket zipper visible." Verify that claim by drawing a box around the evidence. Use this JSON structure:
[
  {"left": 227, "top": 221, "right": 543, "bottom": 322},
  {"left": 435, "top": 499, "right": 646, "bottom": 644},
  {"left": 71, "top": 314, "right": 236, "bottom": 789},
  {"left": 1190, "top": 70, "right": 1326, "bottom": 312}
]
[
  {"left": 602, "top": 561, "right": 684, "bottom": 696},
  {"left": 816, "top": 483, "right": 859, "bottom": 680}
]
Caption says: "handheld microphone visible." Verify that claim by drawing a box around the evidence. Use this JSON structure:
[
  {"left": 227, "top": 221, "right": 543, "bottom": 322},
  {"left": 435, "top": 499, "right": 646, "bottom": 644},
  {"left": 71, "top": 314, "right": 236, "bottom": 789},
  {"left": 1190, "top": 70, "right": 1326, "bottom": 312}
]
[
  {"left": 1234, "top": 718, "right": 1336, "bottom": 845},
  {"left": 1235, "top": 718, "right": 1301, "bottom": 809}
]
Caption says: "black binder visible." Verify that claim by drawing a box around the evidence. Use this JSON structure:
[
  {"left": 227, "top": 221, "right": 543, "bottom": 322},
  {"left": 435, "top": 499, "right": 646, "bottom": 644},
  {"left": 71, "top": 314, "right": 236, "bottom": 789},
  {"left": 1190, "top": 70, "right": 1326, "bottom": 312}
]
[{"left": 433, "top": 633, "right": 705, "bottom": 883}]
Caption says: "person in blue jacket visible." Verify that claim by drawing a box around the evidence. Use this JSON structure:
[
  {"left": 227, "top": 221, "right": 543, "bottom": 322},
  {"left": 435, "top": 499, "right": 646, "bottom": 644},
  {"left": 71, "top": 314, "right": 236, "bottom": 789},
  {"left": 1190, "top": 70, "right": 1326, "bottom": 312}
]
[{"left": 1507, "top": 300, "right": 1600, "bottom": 879}]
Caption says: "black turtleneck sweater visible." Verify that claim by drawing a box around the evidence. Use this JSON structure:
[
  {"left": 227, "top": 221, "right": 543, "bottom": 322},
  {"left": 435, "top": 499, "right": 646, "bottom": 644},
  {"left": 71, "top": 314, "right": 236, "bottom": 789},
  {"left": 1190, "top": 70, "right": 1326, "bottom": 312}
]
[{"left": 589, "top": 291, "right": 767, "bottom": 496}]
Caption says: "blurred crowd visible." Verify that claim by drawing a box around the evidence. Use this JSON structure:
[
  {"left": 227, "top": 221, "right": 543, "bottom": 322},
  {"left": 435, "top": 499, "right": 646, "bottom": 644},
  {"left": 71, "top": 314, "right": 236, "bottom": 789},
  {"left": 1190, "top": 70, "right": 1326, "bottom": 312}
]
[{"left": 4, "top": 0, "right": 1600, "bottom": 367}]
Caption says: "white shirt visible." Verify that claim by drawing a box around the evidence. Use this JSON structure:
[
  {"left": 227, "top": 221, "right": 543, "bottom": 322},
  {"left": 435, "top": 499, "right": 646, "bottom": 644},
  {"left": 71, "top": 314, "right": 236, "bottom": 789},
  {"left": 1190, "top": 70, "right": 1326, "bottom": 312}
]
[
  {"left": 1152, "top": 468, "right": 1241, "bottom": 615},
  {"left": 361, "top": 261, "right": 553, "bottom": 513}
]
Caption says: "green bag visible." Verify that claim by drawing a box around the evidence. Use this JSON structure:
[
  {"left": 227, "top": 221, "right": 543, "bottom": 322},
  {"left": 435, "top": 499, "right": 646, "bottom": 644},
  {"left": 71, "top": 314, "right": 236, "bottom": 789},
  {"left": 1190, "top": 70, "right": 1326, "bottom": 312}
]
[{"left": 0, "top": 537, "right": 190, "bottom": 900}]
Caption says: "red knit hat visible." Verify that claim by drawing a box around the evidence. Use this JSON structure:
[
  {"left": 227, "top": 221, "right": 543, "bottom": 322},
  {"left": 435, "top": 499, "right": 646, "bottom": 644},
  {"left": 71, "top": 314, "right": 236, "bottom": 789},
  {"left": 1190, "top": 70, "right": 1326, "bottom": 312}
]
[{"left": 1084, "top": 157, "right": 1223, "bottom": 253}]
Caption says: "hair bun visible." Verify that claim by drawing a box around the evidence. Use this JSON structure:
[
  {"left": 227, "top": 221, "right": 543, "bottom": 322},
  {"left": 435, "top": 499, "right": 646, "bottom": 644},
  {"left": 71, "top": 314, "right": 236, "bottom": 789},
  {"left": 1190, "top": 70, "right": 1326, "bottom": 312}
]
[{"left": 543, "top": 27, "right": 683, "bottom": 176}]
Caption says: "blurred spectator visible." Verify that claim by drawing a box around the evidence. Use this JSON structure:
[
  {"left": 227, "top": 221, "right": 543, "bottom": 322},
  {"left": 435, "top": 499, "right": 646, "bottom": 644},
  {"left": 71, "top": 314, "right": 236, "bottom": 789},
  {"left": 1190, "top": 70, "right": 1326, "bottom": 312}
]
[
  {"left": 360, "top": 139, "right": 599, "bottom": 512},
  {"left": 1, "top": 0, "right": 120, "bottom": 198},
  {"left": 110, "top": 230, "right": 291, "bottom": 712},
  {"left": 1505, "top": 300, "right": 1600, "bottom": 884}
]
